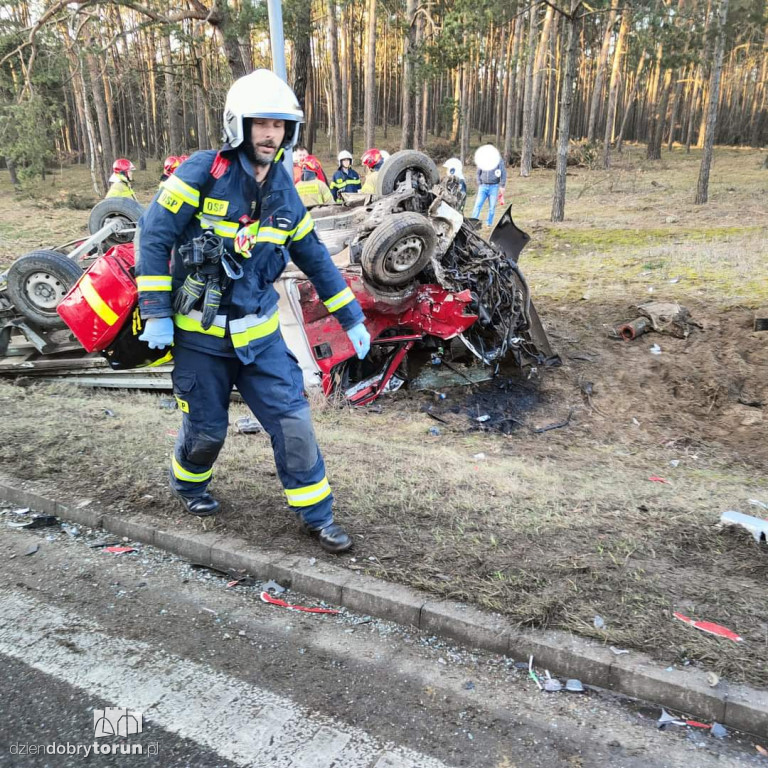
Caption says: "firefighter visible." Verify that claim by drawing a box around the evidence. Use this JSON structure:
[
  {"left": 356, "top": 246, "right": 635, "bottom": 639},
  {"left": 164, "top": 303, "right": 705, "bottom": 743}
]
[
  {"left": 106, "top": 159, "right": 137, "bottom": 200},
  {"left": 442, "top": 157, "right": 467, "bottom": 213},
  {"left": 329, "top": 150, "right": 361, "bottom": 201},
  {"left": 160, "top": 156, "right": 180, "bottom": 185},
  {"left": 296, "top": 168, "right": 335, "bottom": 208},
  {"left": 359, "top": 148, "right": 384, "bottom": 194},
  {"left": 293, "top": 146, "right": 328, "bottom": 185},
  {"left": 135, "top": 69, "right": 371, "bottom": 553}
]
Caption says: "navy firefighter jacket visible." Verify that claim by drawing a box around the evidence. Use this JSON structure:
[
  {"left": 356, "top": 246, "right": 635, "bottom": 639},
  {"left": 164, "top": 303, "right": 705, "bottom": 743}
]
[
  {"left": 136, "top": 147, "right": 364, "bottom": 364},
  {"left": 329, "top": 167, "right": 361, "bottom": 200}
]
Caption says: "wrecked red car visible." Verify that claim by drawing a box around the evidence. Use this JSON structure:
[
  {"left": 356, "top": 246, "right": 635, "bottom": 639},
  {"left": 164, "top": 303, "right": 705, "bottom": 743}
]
[{"left": 0, "top": 151, "right": 557, "bottom": 403}]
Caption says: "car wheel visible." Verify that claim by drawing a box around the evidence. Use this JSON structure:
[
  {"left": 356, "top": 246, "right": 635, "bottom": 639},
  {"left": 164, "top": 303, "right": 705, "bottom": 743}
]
[
  {"left": 361, "top": 212, "right": 437, "bottom": 287},
  {"left": 88, "top": 198, "right": 144, "bottom": 245},
  {"left": 5, "top": 250, "right": 84, "bottom": 329},
  {"left": 374, "top": 150, "right": 440, "bottom": 196}
]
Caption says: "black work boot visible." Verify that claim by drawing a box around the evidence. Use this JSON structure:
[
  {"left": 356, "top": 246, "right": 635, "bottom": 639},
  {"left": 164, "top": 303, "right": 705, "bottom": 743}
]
[
  {"left": 171, "top": 488, "right": 220, "bottom": 517},
  {"left": 303, "top": 522, "right": 352, "bottom": 553}
]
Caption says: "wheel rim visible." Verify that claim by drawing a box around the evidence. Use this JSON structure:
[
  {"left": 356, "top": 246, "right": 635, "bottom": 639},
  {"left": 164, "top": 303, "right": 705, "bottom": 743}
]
[
  {"left": 383, "top": 236, "right": 425, "bottom": 275},
  {"left": 23, "top": 271, "right": 69, "bottom": 314}
]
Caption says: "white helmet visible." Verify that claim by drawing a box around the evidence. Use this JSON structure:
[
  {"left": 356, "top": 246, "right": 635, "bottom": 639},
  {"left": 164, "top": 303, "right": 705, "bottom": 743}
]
[
  {"left": 223, "top": 69, "right": 304, "bottom": 150},
  {"left": 337, "top": 150, "right": 353, "bottom": 163},
  {"left": 443, "top": 157, "right": 464, "bottom": 180},
  {"left": 474, "top": 144, "right": 501, "bottom": 172},
  {"left": 380, "top": 150, "right": 391, "bottom": 162}
]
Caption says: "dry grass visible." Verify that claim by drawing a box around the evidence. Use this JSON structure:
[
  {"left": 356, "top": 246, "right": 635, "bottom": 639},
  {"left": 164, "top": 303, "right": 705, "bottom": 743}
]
[{"left": 1, "top": 144, "right": 767, "bottom": 686}]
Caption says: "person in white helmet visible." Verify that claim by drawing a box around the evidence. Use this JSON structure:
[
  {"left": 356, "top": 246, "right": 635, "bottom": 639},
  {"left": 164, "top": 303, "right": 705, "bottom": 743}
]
[
  {"left": 135, "top": 69, "right": 371, "bottom": 553},
  {"left": 329, "top": 150, "right": 362, "bottom": 201},
  {"left": 471, "top": 144, "right": 507, "bottom": 227},
  {"left": 442, "top": 158, "right": 467, "bottom": 213}
]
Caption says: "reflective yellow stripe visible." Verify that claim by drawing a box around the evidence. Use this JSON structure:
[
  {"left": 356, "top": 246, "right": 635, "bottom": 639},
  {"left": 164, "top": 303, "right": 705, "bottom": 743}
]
[
  {"left": 173, "top": 313, "right": 227, "bottom": 338},
  {"left": 323, "top": 287, "right": 355, "bottom": 313},
  {"left": 196, "top": 213, "right": 239, "bottom": 238},
  {"left": 284, "top": 477, "right": 332, "bottom": 508},
  {"left": 172, "top": 455, "right": 212, "bottom": 483},
  {"left": 145, "top": 351, "right": 173, "bottom": 368},
  {"left": 136, "top": 275, "right": 172, "bottom": 292},
  {"left": 161, "top": 175, "right": 199, "bottom": 206},
  {"left": 255, "top": 226, "right": 290, "bottom": 245},
  {"left": 230, "top": 311, "right": 280, "bottom": 348},
  {"left": 293, "top": 212, "right": 314, "bottom": 242},
  {"left": 80, "top": 275, "right": 119, "bottom": 326}
]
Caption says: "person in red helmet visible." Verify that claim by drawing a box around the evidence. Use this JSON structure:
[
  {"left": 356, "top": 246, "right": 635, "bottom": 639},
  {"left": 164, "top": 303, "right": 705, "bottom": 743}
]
[
  {"left": 160, "top": 156, "right": 180, "bottom": 185},
  {"left": 292, "top": 146, "right": 328, "bottom": 185},
  {"left": 360, "top": 148, "right": 384, "bottom": 194},
  {"left": 107, "top": 158, "right": 137, "bottom": 200}
]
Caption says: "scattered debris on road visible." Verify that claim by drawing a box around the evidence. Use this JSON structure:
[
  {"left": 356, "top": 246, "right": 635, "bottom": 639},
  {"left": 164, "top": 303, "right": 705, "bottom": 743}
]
[
  {"left": 720, "top": 510, "right": 768, "bottom": 543},
  {"left": 260, "top": 591, "right": 339, "bottom": 615},
  {"left": 236, "top": 417, "right": 264, "bottom": 434},
  {"left": 8, "top": 515, "right": 59, "bottom": 529},
  {"left": 673, "top": 612, "right": 743, "bottom": 643}
]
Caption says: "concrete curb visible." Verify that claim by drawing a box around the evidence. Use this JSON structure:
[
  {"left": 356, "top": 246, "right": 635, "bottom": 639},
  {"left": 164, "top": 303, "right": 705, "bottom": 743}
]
[{"left": 1, "top": 478, "right": 766, "bottom": 738}]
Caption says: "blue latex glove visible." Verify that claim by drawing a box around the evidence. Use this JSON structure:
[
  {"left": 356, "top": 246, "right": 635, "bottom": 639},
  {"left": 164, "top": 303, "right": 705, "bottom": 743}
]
[
  {"left": 346, "top": 322, "right": 370, "bottom": 360},
  {"left": 139, "top": 317, "right": 174, "bottom": 350}
]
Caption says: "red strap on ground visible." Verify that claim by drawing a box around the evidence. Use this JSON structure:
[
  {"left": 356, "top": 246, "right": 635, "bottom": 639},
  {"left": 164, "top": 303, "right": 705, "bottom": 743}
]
[
  {"left": 674, "top": 612, "right": 743, "bottom": 642},
  {"left": 260, "top": 591, "right": 339, "bottom": 614},
  {"left": 648, "top": 476, "right": 669, "bottom": 484},
  {"left": 103, "top": 546, "right": 136, "bottom": 554}
]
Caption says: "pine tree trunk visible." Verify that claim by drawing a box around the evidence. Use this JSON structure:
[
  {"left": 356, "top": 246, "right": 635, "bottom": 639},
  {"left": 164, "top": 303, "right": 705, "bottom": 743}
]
[
  {"left": 696, "top": 0, "right": 730, "bottom": 204},
  {"left": 552, "top": 3, "right": 581, "bottom": 222},
  {"left": 290, "top": 0, "right": 312, "bottom": 115},
  {"left": 85, "top": 43, "right": 112, "bottom": 185},
  {"left": 364, "top": 0, "right": 377, "bottom": 149},
  {"left": 504, "top": 16, "right": 523, "bottom": 160},
  {"left": 603, "top": 9, "right": 629, "bottom": 168},
  {"left": 160, "top": 35, "right": 182, "bottom": 154},
  {"left": 648, "top": 69, "right": 672, "bottom": 160},
  {"left": 520, "top": 6, "right": 540, "bottom": 176},
  {"left": 326, "top": 0, "right": 348, "bottom": 153},
  {"left": 666, "top": 70, "right": 685, "bottom": 150},
  {"left": 400, "top": 0, "right": 418, "bottom": 149},
  {"left": 587, "top": 0, "right": 618, "bottom": 143},
  {"left": 617, "top": 51, "right": 646, "bottom": 152}
]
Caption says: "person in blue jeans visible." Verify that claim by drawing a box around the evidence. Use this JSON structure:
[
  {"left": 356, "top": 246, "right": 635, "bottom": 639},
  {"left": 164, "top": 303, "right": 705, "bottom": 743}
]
[{"left": 471, "top": 144, "right": 506, "bottom": 227}]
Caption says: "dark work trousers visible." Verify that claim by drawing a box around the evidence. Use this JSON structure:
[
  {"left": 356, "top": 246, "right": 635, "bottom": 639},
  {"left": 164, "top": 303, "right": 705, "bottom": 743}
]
[{"left": 169, "top": 338, "right": 334, "bottom": 530}]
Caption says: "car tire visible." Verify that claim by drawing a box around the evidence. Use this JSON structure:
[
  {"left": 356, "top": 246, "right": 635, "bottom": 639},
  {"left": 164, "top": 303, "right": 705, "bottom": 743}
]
[
  {"left": 361, "top": 212, "right": 437, "bottom": 287},
  {"left": 374, "top": 150, "right": 440, "bottom": 196},
  {"left": 88, "top": 197, "right": 144, "bottom": 245},
  {"left": 6, "top": 250, "right": 84, "bottom": 329}
]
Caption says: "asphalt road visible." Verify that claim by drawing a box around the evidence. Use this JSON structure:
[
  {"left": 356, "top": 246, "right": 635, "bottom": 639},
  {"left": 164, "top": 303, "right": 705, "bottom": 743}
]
[{"left": 0, "top": 515, "right": 761, "bottom": 768}]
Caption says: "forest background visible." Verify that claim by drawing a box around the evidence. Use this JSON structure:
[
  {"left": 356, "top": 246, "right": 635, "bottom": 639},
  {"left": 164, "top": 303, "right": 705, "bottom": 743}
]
[{"left": 1, "top": 0, "right": 766, "bottom": 218}]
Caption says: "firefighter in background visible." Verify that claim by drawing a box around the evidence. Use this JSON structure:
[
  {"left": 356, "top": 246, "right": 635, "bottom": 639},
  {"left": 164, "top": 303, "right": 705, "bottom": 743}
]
[
  {"left": 442, "top": 157, "right": 467, "bottom": 213},
  {"left": 329, "top": 150, "right": 361, "bottom": 201},
  {"left": 106, "top": 158, "right": 137, "bottom": 200},
  {"left": 296, "top": 168, "right": 335, "bottom": 208},
  {"left": 359, "top": 148, "right": 384, "bottom": 194},
  {"left": 292, "top": 146, "right": 328, "bottom": 185},
  {"left": 160, "top": 156, "right": 180, "bottom": 185},
  {"left": 135, "top": 69, "right": 370, "bottom": 553}
]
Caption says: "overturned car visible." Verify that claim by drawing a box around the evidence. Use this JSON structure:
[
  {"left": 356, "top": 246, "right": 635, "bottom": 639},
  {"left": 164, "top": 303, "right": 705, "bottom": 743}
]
[
  {"left": 0, "top": 151, "right": 557, "bottom": 404},
  {"left": 279, "top": 150, "right": 559, "bottom": 404}
]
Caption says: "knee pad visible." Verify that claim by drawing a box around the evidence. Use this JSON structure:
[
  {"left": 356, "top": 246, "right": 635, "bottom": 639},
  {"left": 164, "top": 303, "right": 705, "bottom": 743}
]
[
  {"left": 280, "top": 408, "right": 319, "bottom": 473},
  {"left": 184, "top": 429, "right": 226, "bottom": 466}
]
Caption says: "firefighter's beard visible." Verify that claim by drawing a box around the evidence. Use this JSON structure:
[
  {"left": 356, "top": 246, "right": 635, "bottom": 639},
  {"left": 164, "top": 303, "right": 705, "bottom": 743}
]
[{"left": 244, "top": 140, "right": 276, "bottom": 167}]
